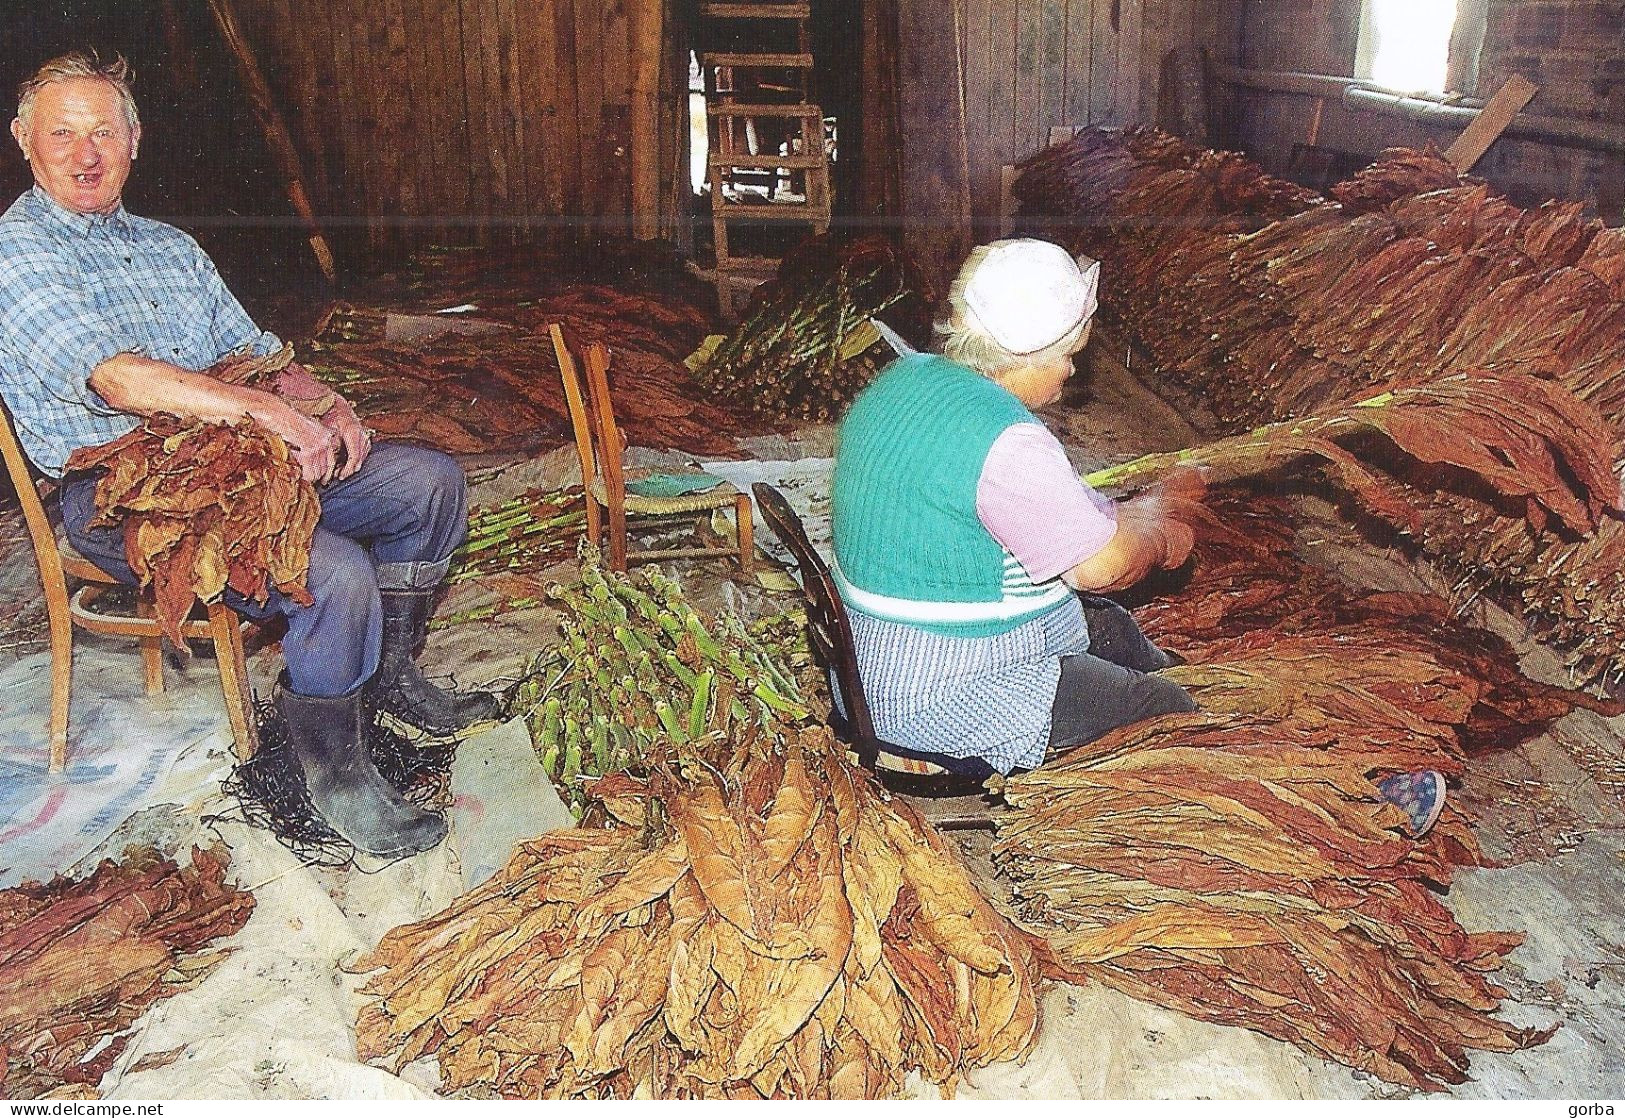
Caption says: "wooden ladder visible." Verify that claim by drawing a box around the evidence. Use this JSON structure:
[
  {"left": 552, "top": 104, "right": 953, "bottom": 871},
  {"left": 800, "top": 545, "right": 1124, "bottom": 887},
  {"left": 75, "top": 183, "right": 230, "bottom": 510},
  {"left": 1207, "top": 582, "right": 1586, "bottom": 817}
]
[{"left": 698, "top": 1, "right": 831, "bottom": 319}]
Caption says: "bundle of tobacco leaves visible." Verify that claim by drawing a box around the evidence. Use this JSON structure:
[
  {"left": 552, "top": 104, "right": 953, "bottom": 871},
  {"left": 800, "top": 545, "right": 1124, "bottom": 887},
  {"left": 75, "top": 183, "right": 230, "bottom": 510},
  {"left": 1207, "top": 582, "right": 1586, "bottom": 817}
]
[
  {"left": 993, "top": 708, "right": 1555, "bottom": 1091},
  {"left": 0, "top": 846, "right": 254, "bottom": 1098},
  {"left": 1328, "top": 144, "right": 1467, "bottom": 214},
  {"left": 355, "top": 557, "right": 1044, "bottom": 1099},
  {"left": 363, "top": 236, "right": 719, "bottom": 318},
  {"left": 1014, "top": 127, "right": 1625, "bottom": 686},
  {"left": 303, "top": 286, "right": 751, "bottom": 457},
  {"left": 63, "top": 415, "right": 320, "bottom": 648},
  {"left": 512, "top": 557, "right": 809, "bottom": 818},
  {"left": 693, "top": 236, "right": 925, "bottom": 423},
  {"left": 1083, "top": 371, "right": 1621, "bottom": 539},
  {"left": 987, "top": 488, "right": 1584, "bottom": 1089},
  {"left": 1132, "top": 491, "right": 1612, "bottom": 754}
]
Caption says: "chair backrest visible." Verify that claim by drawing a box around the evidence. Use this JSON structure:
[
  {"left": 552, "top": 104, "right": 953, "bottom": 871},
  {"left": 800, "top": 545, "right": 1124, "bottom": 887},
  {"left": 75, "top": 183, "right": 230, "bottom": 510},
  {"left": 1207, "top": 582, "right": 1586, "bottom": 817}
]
[
  {"left": 548, "top": 323, "right": 599, "bottom": 494},
  {"left": 548, "top": 324, "right": 627, "bottom": 509},
  {"left": 750, "top": 481, "right": 880, "bottom": 770},
  {"left": 582, "top": 342, "right": 627, "bottom": 510},
  {"left": 0, "top": 398, "right": 69, "bottom": 596}
]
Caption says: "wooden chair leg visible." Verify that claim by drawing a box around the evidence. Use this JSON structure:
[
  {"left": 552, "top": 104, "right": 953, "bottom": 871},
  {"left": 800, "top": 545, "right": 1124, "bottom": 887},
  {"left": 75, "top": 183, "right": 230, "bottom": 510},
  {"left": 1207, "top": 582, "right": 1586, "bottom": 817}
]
[
  {"left": 584, "top": 491, "right": 603, "bottom": 552},
  {"left": 608, "top": 504, "right": 630, "bottom": 573},
  {"left": 734, "top": 493, "right": 754, "bottom": 577},
  {"left": 136, "top": 597, "right": 165, "bottom": 696},
  {"left": 208, "top": 604, "right": 259, "bottom": 761},
  {"left": 43, "top": 583, "right": 73, "bottom": 775}
]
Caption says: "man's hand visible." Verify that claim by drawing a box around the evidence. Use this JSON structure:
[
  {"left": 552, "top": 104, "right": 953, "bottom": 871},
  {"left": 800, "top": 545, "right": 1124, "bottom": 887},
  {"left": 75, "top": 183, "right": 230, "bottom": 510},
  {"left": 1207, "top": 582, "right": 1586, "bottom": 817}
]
[
  {"left": 256, "top": 400, "right": 340, "bottom": 485},
  {"left": 322, "top": 395, "right": 372, "bottom": 480}
]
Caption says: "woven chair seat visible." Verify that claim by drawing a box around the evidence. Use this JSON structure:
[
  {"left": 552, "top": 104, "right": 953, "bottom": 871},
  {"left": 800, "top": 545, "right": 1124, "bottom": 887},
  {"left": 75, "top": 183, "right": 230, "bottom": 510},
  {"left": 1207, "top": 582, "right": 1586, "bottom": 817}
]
[{"left": 590, "top": 476, "right": 743, "bottom": 516}]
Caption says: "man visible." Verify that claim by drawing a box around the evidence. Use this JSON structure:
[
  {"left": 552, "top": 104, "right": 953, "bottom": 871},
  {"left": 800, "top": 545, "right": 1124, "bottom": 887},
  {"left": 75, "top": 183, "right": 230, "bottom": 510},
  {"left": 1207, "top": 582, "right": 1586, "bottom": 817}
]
[{"left": 0, "top": 51, "right": 501, "bottom": 859}]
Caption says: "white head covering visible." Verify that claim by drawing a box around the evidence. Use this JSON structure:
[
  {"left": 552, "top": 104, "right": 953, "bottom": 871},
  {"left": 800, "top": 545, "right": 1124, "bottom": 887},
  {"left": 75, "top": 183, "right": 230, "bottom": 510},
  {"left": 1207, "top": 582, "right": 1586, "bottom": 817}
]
[{"left": 962, "top": 239, "right": 1100, "bottom": 355}]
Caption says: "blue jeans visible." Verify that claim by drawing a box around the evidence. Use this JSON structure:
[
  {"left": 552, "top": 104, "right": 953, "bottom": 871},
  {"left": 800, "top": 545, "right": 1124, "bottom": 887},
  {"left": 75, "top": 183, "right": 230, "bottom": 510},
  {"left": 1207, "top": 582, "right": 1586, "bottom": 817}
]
[{"left": 61, "top": 442, "right": 469, "bottom": 697}]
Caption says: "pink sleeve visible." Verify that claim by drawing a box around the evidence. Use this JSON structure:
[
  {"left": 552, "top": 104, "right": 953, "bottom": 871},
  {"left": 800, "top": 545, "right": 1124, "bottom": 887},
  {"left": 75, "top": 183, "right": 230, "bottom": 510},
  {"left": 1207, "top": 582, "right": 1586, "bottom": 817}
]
[{"left": 976, "top": 423, "right": 1118, "bottom": 583}]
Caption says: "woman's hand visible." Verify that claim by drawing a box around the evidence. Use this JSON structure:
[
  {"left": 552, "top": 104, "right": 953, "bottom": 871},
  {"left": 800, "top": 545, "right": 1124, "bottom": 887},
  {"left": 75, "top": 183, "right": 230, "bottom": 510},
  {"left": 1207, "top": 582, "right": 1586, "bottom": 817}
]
[{"left": 1063, "top": 467, "right": 1208, "bottom": 592}]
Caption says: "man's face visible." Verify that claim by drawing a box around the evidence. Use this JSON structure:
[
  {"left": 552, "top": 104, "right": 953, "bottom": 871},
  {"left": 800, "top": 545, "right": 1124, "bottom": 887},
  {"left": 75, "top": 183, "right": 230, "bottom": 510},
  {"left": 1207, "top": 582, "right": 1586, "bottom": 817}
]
[{"left": 11, "top": 78, "right": 140, "bottom": 216}]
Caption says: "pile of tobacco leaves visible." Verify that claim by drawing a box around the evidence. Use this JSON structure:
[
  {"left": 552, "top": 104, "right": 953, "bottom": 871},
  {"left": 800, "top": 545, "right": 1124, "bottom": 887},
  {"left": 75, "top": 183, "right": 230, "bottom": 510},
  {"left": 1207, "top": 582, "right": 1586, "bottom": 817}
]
[
  {"left": 0, "top": 847, "right": 254, "bottom": 1098},
  {"left": 1013, "top": 126, "right": 1625, "bottom": 686},
  {"left": 64, "top": 413, "right": 319, "bottom": 647},
  {"left": 303, "top": 237, "right": 763, "bottom": 457},
  {"left": 354, "top": 556, "right": 1043, "bottom": 1099},
  {"left": 693, "top": 235, "right": 931, "bottom": 423},
  {"left": 993, "top": 489, "right": 1597, "bottom": 1089}
]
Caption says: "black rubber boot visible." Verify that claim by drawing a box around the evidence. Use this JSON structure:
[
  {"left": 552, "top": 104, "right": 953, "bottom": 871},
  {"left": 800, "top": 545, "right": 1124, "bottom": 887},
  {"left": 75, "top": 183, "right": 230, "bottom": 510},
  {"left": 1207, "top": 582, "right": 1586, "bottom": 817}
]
[
  {"left": 275, "top": 677, "right": 448, "bottom": 858},
  {"left": 372, "top": 589, "right": 502, "bottom": 736}
]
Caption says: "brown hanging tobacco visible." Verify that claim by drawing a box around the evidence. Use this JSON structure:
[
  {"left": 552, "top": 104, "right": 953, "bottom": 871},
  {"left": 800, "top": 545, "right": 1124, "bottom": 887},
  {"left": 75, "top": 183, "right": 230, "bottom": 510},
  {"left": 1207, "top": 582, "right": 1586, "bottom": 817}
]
[{"left": 1014, "top": 126, "right": 1625, "bottom": 687}]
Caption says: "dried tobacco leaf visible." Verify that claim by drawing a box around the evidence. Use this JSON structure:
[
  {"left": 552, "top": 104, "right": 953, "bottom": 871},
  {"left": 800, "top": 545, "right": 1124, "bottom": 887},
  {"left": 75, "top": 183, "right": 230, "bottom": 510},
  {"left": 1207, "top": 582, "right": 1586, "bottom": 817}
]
[
  {"left": 989, "top": 487, "right": 1575, "bottom": 1090},
  {"left": 351, "top": 557, "right": 1043, "bottom": 1099},
  {"left": 65, "top": 415, "right": 319, "bottom": 648},
  {"left": 0, "top": 847, "right": 253, "bottom": 1099}
]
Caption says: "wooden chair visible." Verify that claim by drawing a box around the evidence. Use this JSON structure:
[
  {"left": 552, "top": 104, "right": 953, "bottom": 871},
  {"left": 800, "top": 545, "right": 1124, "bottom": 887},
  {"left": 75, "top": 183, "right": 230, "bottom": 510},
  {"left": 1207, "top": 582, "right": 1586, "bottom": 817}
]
[
  {"left": 549, "top": 323, "right": 753, "bottom": 576},
  {"left": 750, "top": 482, "right": 999, "bottom": 813},
  {"left": 0, "top": 401, "right": 258, "bottom": 773}
]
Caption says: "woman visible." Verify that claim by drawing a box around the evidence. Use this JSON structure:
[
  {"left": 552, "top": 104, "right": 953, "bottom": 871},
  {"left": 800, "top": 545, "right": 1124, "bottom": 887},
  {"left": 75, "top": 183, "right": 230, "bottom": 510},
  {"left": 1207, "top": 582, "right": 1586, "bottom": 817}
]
[{"left": 830, "top": 238, "right": 1443, "bottom": 834}]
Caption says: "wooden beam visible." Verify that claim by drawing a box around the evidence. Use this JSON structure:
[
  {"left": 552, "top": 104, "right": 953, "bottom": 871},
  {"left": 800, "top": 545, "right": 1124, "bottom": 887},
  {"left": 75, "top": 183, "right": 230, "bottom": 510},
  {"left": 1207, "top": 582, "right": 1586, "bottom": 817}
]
[
  {"left": 1445, "top": 73, "right": 1538, "bottom": 173},
  {"left": 205, "top": 0, "right": 338, "bottom": 282}
]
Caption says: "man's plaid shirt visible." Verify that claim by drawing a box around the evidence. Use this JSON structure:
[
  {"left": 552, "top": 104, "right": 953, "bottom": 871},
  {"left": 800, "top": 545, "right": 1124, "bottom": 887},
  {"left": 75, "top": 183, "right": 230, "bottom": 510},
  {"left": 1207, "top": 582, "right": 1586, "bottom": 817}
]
[{"left": 0, "top": 186, "right": 280, "bottom": 476}]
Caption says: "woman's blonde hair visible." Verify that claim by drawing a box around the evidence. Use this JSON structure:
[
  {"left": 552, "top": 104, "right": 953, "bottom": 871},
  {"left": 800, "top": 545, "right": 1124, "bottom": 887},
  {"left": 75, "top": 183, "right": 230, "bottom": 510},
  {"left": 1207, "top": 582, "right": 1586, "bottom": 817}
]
[
  {"left": 17, "top": 51, "right": 139, "bottom": 134},
  {"left": 934, "top": 240, "right": 1091, "bottom": 378}
]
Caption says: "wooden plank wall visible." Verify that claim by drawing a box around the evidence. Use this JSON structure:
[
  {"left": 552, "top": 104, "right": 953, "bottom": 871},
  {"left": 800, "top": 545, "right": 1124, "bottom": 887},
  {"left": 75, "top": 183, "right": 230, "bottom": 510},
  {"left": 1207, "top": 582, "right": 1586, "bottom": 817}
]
[
  {"left": 957, "top": 0, "right": 1208, "bottom": 231},
  {"left": 237, "top": 0, "right": 672, "bottom": 255}
]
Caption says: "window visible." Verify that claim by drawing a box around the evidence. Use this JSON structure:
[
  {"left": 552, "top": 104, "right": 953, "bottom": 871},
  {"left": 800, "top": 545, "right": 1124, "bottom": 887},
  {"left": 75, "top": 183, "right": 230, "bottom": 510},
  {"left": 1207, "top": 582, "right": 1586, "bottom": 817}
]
[{"left": 1356, "top": 0, "right": 1487, "bottom": 95}]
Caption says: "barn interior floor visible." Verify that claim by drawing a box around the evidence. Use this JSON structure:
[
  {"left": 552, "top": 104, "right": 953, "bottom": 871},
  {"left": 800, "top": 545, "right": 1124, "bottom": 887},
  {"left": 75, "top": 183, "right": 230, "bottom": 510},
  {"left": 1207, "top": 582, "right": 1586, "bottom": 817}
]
[{"left": 2, "top": 318, "right": 1622, "bottom": 1099}]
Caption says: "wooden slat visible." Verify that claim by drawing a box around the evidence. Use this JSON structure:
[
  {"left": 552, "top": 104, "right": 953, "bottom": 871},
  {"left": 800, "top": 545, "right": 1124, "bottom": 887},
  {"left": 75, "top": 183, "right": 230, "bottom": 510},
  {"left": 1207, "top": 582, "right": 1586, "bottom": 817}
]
[
  {"left": 1114, "top": 0, "right": 1143, "bottom": 125},
  {"left": 1445, "top": 74, "right": 1539, "bottom": 172},
  {"left": 1037, "top": 0, "right": 1067, "bottom": 154},
  {"left": 714, "top": 202, "right": 830, "bottom": 219},
  {"left": 1091, "top": 0, "right": 1118, "bottom": 124},
  {"left": 961, "top": 0, "right": 992, "bottom": 235},
  {"left": 710, "top": 152, "right": 827, "bottom": 169},
  {"left": 525, "top": 0, "right": 566, "bottom": 216},
  {"left": 323, "top": 0, "right": 370, "bottom": 242},
  {"left": 897, "top": 0, "right": 973, "bottom": 294},
  {"left": 460, "top": 0, "right": 497, "bottom": 241},
  {"left": 1013, "top": 0, "right": 1041, "bottom": 158},
  {"left": 496, "top": 0, "right": 534, "bottom": 226},
  {"left": 477, "top": 0, "right": 514, "bottom": 235},
  {"left": 555, "top": 0, "right": 584, "bottom": 214},
  {"left": 986, "top": 0, "right": 1017, "bottom": 173},
  {"left": 381, "top": 0, "right": 414, "bottom": 220},
  {"left": 708, "top": 103, "right": 826, "bottom": 119},
  {"left": 395, "top": 0, "right": 438, "bottom": 235},
  {"left": 574, "top": 0, "right": 606, "bottom": 219},
  {"left": 1064, "top": 0, "right": 1094, "bottom": 129},
  {"left": 700, "top": 2, "right": 812, "bottom": 16},
  {"left": 702, "top": 51, "right": 816, "bottom": 68},
  {"left": 438, "top": 0, "right": 475, "bottom": 237}
]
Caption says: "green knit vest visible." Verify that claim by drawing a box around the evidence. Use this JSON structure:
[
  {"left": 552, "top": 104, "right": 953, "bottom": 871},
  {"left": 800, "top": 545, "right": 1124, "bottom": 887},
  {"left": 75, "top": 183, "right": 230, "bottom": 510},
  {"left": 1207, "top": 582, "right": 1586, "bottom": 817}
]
[{"left": 833, "top": 354, "right": 1059, "bottom": 637}]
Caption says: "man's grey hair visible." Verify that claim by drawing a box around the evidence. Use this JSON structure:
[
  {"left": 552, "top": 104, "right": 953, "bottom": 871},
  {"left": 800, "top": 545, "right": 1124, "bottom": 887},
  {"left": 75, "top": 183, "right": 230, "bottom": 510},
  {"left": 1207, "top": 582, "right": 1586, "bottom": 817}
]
[
  {"left": 16, "top": 51, "right": 139, "bottom": 133},
  {"left": 934, "top": 241, "right": 1090, "bottom": 378}
]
